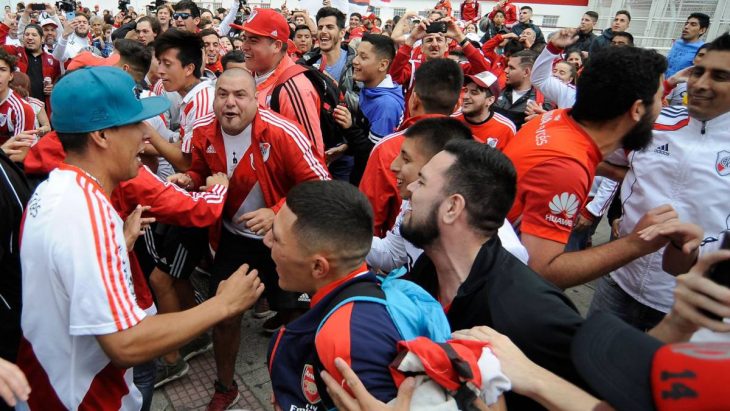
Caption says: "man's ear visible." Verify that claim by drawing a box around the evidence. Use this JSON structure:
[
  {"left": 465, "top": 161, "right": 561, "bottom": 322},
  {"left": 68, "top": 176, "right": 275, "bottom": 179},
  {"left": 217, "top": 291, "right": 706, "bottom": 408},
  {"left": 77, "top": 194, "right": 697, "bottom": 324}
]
[
  {"left": 442, "top": 194, "right": 466, "bottom": 225},
  {"left": 629, "top": 99, "right": 644, "bottom": 123},
  {"left": 88, "top": 130, "right": 109, "bottom": 149},
  {"left": 378, "top": 58, "right": 390, "bottom": 73},
  {"left": 311, "top": 255, "right": 331, "bottom": 280}
]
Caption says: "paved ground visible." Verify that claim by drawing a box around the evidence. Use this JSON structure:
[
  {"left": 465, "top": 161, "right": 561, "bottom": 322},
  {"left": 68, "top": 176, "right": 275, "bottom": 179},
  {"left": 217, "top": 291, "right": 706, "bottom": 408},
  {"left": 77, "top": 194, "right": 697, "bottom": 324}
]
[{"left": 151, "top": 220, "right": 610, "bottom": 410}]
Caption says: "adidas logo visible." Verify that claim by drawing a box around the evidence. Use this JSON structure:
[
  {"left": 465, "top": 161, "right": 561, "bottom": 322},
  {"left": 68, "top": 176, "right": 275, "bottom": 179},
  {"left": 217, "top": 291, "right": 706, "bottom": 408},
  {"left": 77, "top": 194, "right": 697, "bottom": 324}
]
[
  {"left": 654, "top": 143, "right": 670, "bottom": 156},
  {"left": 297, "top": 293, "right": 311, "bottom": 302},
  {"left": 206, "top": 145, "right": 216, "bottom": 154}
]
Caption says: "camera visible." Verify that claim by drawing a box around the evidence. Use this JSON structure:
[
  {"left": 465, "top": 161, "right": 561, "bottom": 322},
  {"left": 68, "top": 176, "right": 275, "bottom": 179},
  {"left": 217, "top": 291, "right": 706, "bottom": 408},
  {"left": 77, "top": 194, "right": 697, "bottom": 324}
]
[
  {"left": 118, "top": 0, "right": 130, "bottom": 12},
  {"left": 426, "top": 21, "right": 447, "bottom": 34},
  {"left": 55, "top": 0, "right": 74, "bottom": 12}
]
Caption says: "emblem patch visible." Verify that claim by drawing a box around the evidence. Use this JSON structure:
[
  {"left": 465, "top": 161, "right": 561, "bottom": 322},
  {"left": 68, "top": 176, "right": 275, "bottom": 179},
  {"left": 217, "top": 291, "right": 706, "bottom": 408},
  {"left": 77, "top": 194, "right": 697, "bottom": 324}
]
[{"left": 301, "top": 364, "right": 320, "bottom": 404}]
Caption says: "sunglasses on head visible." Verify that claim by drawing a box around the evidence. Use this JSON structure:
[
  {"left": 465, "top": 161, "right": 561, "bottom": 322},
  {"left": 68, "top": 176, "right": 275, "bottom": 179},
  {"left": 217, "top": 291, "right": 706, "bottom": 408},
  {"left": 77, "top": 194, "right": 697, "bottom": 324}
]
[{"left": 173, "top": 12, "right": 192, "bottom": 19}]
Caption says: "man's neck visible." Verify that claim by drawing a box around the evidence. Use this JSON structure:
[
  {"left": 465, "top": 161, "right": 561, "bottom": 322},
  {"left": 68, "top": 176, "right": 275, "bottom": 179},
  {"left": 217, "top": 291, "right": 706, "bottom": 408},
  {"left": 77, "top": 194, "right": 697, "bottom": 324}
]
[
  {"left": 256, "top": 54, "right": 284, "bottom": 77},
  {"left": 26, "top": 46, "right": 42, "bottom": 56},
  {"left": 178, "top": 77, "right": 201, "bottom": 98},
  {"left": 321, "top": 44, "right": 342, "bottom": 66},
  {"left": 425, "top": 230, "right": 487, "bottom": 306},
  {"left": 64, "top": 154, "right": 117, "bottom": 195},
  {"left": 572, "top": 115, "right": 626, "bottom": 156},
  {"left": 512, "top": 82, "right": 531, "bottom": 93},
  {"left": 464, "top": 108, "right": 491, "bottom": 124},
  {"left": 365, "top": 73, "right": 387, "bottom": 89}
]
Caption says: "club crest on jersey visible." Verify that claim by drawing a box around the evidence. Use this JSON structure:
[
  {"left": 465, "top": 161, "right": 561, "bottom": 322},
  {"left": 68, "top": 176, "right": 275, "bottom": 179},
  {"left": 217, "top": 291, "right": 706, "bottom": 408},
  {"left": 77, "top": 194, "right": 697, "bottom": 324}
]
[
  {"left": 716, "top": 151, "right": 730, "bottom": 176},
  {"left": 486, "top": 137, "right": 498, "bottom": 148},
  {"left": 260, "top": 142, "right": 271, "bottom": 162},
  {"left": 0, "top": 113, "right": 6, "bottom": 127},
  {"left": 301, "top": 364, "right": 320, "bottom": 404}
]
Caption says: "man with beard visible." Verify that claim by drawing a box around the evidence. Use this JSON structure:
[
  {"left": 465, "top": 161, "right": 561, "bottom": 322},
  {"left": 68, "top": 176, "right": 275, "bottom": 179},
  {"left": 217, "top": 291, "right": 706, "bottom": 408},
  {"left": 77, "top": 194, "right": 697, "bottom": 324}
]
[
  {"left": 52, "top": 13, "right": 91, "bottom": 63},
  {"left": 502, "top": 45, "right": 673, "bottom": 289},
  {"left": 588, "top": 32, "right": 730, "bottom": 331}
]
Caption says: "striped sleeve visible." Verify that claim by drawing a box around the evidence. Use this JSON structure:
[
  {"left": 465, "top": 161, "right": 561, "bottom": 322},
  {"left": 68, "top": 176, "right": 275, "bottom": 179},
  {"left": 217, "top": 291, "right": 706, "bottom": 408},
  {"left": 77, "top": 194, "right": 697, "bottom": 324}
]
[
  {"left": 66, "top": 175, "right": 145, "bottom": 335},
  {"left": 9, "top": 95, "right": 35, "bottom": 136}
]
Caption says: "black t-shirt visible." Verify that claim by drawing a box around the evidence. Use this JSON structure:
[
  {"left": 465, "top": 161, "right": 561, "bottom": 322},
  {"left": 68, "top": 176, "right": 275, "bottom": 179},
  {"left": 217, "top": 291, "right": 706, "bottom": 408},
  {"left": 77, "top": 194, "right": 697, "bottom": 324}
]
[
  {"left": 26, "top": 50, "right": 44, "bottom": 101},
  {"left": 408, "top": 236, "right": 589, "bottom": 410}
]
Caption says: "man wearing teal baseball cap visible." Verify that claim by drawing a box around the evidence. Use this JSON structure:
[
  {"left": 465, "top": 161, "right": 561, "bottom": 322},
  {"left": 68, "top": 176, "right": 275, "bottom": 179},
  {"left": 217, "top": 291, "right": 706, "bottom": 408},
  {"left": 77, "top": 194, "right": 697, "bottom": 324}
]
[{"left": 16, "top": 66, "right": 265, "bottom": 410}]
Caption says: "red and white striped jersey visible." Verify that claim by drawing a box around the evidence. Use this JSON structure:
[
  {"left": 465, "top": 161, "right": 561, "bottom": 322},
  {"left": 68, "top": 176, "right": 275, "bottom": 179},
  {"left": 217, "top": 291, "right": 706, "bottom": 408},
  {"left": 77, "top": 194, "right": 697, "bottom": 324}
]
[
  {"left": 0, "top": 89, "right": 35, "bottom": 144},
  {"left": 179, "top": 80, "right": 215, "bottom": 154},
  {"left": 18, "top": 164, "right": 145, "bottom": 410}
]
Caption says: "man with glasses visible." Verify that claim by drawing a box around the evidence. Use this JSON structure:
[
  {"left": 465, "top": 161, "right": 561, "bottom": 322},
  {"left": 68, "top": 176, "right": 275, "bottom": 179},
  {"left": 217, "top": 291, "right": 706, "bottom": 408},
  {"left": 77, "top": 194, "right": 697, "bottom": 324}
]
[{"left": 173, "top": 0, "right": 200, "bottom": 33}]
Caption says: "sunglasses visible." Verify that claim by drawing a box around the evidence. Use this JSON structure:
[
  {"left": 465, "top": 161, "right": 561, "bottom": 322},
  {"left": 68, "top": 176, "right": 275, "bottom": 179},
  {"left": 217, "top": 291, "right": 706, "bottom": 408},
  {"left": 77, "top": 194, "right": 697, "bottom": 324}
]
[{"left": 173, "top": 12, "right": 192, "bottom": 20}]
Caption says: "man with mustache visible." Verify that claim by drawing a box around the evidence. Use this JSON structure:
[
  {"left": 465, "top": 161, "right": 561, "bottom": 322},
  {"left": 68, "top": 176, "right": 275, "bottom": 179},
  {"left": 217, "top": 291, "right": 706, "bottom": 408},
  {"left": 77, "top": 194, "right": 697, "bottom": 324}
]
[{"left": 589, "top": 32, "right": 730, "bottom": 331}]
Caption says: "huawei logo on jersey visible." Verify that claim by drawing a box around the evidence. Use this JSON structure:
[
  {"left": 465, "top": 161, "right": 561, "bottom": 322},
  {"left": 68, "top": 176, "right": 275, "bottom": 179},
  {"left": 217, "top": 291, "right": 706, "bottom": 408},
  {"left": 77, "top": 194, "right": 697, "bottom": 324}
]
[{"left": 545, "top": 192, "right": 579, "bottom": 227}]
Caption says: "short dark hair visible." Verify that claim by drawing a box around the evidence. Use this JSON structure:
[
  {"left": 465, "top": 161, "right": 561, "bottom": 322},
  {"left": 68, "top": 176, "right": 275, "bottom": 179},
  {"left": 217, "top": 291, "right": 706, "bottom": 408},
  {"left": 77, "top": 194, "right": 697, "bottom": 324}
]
[
  {"left": 413, "top": 58, "right": 463, "bottom": 115},
  {"left": 350, "top": 12, "right": 362, "bottom": 20},
  {"left": 221, "top": 50, "right": 245, "bottom": 69},
  {"left": 705, "top": 32, "right": 730, "bottom": 53},
  {"left": 492, "top": 10, "right": 505, "bottom": 19},
  {"left": 286, "top": 180, "right": 373, "bottom": 262},
  {"left": 0, "top": 48, "right": 17, "bottom": 72},
  {"left": 200, "top": 28, "right": 220, "bottom": 39},
  {"left": 503, "top": 39, "right": 524, "bottom": 57},
  {"left": 23, "top": 23, "right": 42, "bottom": 38},
  {"left": 510, "top": 49, "right": 537, "bottom": 68},
  {"left": 572, "top": 46, "right": 666, "bottom": 123},
  {"left": 57, "top": 132, "right": 90, "bottom": 154},
  {"left": 294, "top": 25, "right": 311, "bottom": 35},
  {"left": 316, "top": 6, "right": 346, "bottom": 29},
  {"left": 404, "top": 117, "right": 473, "bottom": 159},
  {"left": 585, "top": 11, "right": 598, "bottom": 22},
  {"left": 688, "top": 12, "right": 710, "bottom": 30},
  {"left": 612, "top": 31, "right": 634, "bottom": 45},
  {"left": 361, "top": 33, "right": 395, "bottom": 63},
  {"left": 114, "top": 39, "right": 152, "bottom": 75},
  {"left": 154, "top": 29, "right": 204, "bottom": 78},
  {"left": 137, "top": 16, "right": 161, "bottom": 35},
  {"left": 174, "top": 0, "right": 200, "bottom": 18},
  {"left": 615, "top": 9, "right": 631, "bottom": 21},
  {"left": 442, "top": 139, "right": 516, "bottom": 236},
  {"left": 520, "top": 6, "right": 532, "bottom": 12}
]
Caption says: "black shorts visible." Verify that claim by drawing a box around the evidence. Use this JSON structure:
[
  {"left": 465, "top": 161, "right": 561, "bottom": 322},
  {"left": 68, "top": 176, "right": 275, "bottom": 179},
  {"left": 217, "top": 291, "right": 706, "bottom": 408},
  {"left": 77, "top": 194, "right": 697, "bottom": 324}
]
[
  {"left": 210, "top": 228, "right": 309, "bottom": 310},
  {"left": 150, "top": 224, "right": 209, "bottom": 280}
]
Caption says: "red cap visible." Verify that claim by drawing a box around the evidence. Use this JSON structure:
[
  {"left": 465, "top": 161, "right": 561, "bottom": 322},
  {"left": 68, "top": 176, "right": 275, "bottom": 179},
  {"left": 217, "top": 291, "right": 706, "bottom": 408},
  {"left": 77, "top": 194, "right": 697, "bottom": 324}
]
[
  {"left": 365, "top": 13, "right": 377, "bottom": 21},
  {"left": 67, "top": 51, "right": 121, "bottom": 71},
  {"left": 465, "top": 71, "right": 501, "bottom": 98},
  {"left": 237, "top": 8, "right": 289, "bottom": 43}
]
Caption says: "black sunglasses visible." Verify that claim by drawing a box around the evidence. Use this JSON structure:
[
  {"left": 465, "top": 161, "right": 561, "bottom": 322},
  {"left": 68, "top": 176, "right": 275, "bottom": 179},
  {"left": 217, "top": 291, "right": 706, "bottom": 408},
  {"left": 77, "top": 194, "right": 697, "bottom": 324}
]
[{"left": 173, "top": 12, "right": 192, "bottom": 20}]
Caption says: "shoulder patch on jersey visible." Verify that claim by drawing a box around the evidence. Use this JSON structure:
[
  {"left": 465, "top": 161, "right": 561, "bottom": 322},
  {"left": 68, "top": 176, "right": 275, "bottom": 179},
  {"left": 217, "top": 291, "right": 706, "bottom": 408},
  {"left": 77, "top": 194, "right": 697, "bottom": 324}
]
[{"left": 654, "top": 106, "right": 689, "bottom": 131}]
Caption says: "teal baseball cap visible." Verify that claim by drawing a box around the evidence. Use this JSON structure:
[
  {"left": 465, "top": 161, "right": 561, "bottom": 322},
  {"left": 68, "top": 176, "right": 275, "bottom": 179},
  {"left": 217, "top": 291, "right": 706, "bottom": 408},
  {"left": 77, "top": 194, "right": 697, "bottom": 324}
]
[{"left": 51, "top": 66, "right": 170, "bottom": 133}]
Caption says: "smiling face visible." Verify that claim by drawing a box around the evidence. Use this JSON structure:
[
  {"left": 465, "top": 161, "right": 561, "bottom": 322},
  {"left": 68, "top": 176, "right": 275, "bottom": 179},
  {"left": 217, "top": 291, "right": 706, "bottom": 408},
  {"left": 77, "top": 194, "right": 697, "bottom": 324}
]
[
  {"left": 317, "top": 15, "right": 344, "bottom": 52},
  {"left": 552, "top": 61, "right": 574, "bottom": 84},
  {"left": 390, "top": 137, "right": 430, "bottom": 199},
  {"left": 23, "top": 26, "right": 42, "bottom": 52},
  {"left": 687, "top": 50, "right": 730, "bottom": 122},
  {"left": 352, "top": 40, "right": 388, "bottom": 86},
  {"left": 567, "top": 51, "right": 582, "bottom": 68},
  {"left": 242, "top": 31, "right": 281, "bottom": 74},
  {"left": 0, "top": 60, "right": 13, "bottom": 96},
  {"left": 104, "top": 122, "right": 147, "bottom": 182},
  {"left": 213, "top": 70, "right": 258, "bottom": 135},
  {"left": 74, "top": 15, "right": 89, "bottom": 37},
  {"left": 202, "top": 33, "right": 220, "bottom": 64},
  {"left": 461, "top": 82, "right": 494, "bottom": 118}
]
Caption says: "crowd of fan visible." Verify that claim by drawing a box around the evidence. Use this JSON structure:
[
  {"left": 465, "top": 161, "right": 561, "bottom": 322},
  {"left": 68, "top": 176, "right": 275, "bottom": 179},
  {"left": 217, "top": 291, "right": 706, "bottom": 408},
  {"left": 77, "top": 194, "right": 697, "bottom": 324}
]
[{"left": 0, "top": 0, "right": 728, "bottom": 410}]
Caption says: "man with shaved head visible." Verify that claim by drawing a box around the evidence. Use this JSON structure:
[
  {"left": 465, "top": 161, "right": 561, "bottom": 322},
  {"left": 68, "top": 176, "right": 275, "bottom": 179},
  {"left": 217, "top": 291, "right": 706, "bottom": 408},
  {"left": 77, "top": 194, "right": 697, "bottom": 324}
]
[{"left": 168, "top": 68, "right": 330, "bottom": 408}]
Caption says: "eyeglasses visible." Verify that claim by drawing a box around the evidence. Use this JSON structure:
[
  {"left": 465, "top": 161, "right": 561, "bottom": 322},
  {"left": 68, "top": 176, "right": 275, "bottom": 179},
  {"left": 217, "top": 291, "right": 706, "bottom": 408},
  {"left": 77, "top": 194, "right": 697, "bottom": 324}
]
[{"left": 173, "top": 12, "right": 192, "bottom": 20}]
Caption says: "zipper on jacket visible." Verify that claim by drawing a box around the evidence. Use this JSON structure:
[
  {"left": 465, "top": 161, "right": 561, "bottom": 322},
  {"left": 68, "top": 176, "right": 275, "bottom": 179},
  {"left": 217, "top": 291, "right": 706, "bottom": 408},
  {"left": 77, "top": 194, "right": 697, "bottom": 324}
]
[{"left": 701, "top": 121, "right": 707, "bottom": 135}]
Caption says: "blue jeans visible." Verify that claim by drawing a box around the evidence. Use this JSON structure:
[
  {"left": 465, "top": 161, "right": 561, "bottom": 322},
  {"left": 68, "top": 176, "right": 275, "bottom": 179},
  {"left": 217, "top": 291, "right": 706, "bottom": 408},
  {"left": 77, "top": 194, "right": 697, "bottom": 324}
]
[
  {"left": 134, "top": 360, "right": 156, "bottom": 411},
  {"left": 588, "top": 275, "right": 666, "bottom": 331}
]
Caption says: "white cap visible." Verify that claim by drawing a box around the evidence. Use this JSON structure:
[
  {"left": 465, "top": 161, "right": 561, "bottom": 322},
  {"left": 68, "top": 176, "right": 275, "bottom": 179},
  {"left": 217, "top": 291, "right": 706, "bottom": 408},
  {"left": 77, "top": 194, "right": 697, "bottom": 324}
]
[{"left": 40, "top": 18, "right": 58, "bottom": 27}]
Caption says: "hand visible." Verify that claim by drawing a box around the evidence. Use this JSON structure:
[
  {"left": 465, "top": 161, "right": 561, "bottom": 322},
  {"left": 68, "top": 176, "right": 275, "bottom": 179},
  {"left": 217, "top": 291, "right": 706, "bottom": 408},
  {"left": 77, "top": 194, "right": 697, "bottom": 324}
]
[
  {"left": 611, "top": 218, "right": 621, "bottom": 239},
  {"left": 43, "top": 80, "right": 53, "bottom": 95},
  {"left": 1, "top": 133, "right": 35, "bottom": 162},
  {"left": 333, "top": 104, "right": 353, "bottom": 129},
  {"left": 443, "top": 17, "right": 465, "bottom": 43},
  {"left": 549, "top": 28, "right": 579, "bottom": 49},
  {"left": 667, "top": 65, "right": 693, "bottom": 88},
  {"left": 3, "top": 12, "right": 15, "bottom": 26},
  {"left": 320, "top": 357, "right": 416, "bottom": 411},
  {"left": 628, "top": 204, "right": 678, "bottom": 252},
  {"left": 46, "top": 4, "right": 57, "bottom": 15},
  {"left": 123, "top": 205, "right": 155, "bottom": 249},
  {"left": 452, "top": 326, "right": 543, "bottom": 397},
  {"left": 501, "top": 32, "right": 518, "bottom": 40},
  {"left": 573, "top": 213, "right": 595, "bottom": 232},
  {"left": 167, "top": 173, "right": 193, "bottom": 190},
  {"left": 63, "top": 19, "right": 78, "bottom": 38},
  {"left": 405, "top": 21, "right": 427, "bottom": 46},
  {"left": 638, "top": 221, "right": 703, "bottom": 255},
  {"left": 667, "top": 251, "right": 730, "bottom": 334},
  {"left": 325, "top": 144, "right": 348, "bottom": 165},
  {"left": 0, "top": 358, "right": 30, "bottom": 407},
  {"left": 237, "top": 207, "right": 275, "bottom": 235},
  {"left": 215, "top": 263, "right": 265, "bottom": 318},
  {"left": 519, "top": 31, "right": 535, "bottom": 48},
  {"left": 524, "top": 99, "right": 545, "bottom": 117},
  {"left": 202, "top": 172, "right": 229, "bottom": 190}
]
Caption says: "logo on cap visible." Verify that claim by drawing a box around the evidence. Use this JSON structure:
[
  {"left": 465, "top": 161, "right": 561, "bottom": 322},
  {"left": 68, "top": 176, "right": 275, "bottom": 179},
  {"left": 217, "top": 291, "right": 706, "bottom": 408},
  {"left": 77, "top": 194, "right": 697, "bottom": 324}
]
[{"left": 271, "top": 29, "right": 277, "bottom": 37}]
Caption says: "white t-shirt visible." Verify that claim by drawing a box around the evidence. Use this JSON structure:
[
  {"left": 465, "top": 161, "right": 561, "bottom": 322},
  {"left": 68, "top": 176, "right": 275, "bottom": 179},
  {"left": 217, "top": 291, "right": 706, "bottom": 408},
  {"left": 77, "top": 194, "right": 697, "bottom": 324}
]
[
  {"left": 221, "top": 125, "right": 252, "bottom": 177},
  {"left": 18, "top": 165, "right": 145, "bottom": 410},
  {"left": 511, "top": 89, "right": 528, "bottom": 104}
]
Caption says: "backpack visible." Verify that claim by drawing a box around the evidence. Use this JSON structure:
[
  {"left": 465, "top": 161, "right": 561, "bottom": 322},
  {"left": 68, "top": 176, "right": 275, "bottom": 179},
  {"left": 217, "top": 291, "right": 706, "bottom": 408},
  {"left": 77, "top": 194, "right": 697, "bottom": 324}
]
[
  {"left": 317, "top": 267, "right": 452, "bottom": 343},
  {"left": 270, "top": 63, "right": 344, "bottom": 150}
]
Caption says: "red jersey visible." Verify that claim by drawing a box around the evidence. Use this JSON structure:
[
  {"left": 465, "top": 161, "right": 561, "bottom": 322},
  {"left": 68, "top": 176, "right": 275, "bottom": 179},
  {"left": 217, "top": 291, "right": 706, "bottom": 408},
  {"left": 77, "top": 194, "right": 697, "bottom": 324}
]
[
  {"left": 502, "top": 109, "right": 602, "bottom": 244},
  {"left": 359, "top": 114, "right": 446, "bottom": 237},
  {"left": 434, "top": 0, "right": 453, "bottom": 17},
  {"left": 460, "top": 0, "right": 480, "bottom": 23},
  {"left": 187, "top": 108, "right": 329, "bottom": 221},
  {"left": 488, "top": 2, "right": 517, "bottom": 26},
  {"left": 0, "top": 90, "right": 35, "bottom": 144},
  {"left": 454, "top": 111, "right": 516, "bottom": 150}
]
